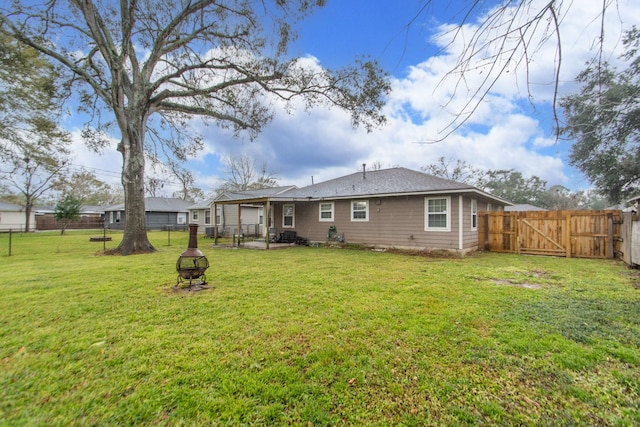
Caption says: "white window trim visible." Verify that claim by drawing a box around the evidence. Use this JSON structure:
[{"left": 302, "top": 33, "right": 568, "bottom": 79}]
[
  {"left": 471, "top": 199, "right": 478, "bottom": 231},
  {"left": 283, "top": 204, "right": 295, "bottom": 228},
  {"left": 351, "top": 200, "right": 369, "bottom": 222},
  {"left": 192, "top": 211, "right": 199, "bottom": 220},
  {"left": 425, "top": 196, "right": 451, "bottom": 232},
  {"left": 204, "top": 209, "right": 211, "bottom": 225},
  {"left": 319, "top": 202, "right": 335, "bottom": 222}
]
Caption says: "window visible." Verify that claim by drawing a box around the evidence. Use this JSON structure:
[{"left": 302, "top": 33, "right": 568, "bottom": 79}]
[
  {"left": 216, "top": 206, "right": 222, "bottom": 225},
  {"left": 425, "top": 197, "right": 450, "bottom": 231},
  {"left": 192, "top": 211, "right": 199, "bottom": 221},
  {"left": 205, "top": 209, "right": 211, "bottom": 225},
  {"left": 319, "top": 202, "right": 334, "bottom": 221},
  {"left": 283, "top": 204, "right": 295, "bottom": 228},
  {"left": 351, "top": 200, "right": 368, "bottom": 222},
  {"left": 487, "top": 203, "right": 492, "bottom": 212},
  {"left": 471, "top": 199, "right": 478, "bottom": 230},
  {"left": 116, "top": 211, "right": 121, "bottom": 223}
]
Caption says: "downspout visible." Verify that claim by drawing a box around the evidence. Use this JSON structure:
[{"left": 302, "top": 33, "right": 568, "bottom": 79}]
[{"left": 458, "top": 195, "right": 464, "bottom": 251}]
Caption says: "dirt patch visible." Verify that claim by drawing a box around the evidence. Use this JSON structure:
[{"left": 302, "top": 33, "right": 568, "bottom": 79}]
[
  {"left": 492, "top": 279, "right": 542, "bottom": 289},
  {"left": 167, "top": 283, "right": 213, "bottom": 294}
]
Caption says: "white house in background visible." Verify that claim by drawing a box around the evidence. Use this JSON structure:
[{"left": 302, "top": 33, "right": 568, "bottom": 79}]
[{"left": 0, "top": 201, "right": 35, "bottom": 232}]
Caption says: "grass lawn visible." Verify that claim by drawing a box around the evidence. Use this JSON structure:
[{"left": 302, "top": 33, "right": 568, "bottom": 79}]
[{"left": 0, "top": 230, "right": 639, "bottom": 425}]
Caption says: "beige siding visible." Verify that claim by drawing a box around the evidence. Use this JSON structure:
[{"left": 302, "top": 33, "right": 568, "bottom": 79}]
[{"left": 272, "top": 194, "right": 493, "bottom": 251}]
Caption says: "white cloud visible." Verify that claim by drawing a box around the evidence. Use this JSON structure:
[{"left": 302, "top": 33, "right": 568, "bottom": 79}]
[{"left": 176, "top": 0, "right": 640, "bottom": 192}]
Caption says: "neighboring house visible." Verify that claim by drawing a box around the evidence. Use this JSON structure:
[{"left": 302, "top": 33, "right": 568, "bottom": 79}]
[
  {"left": 215, "top": 167, "right": 511, "bottom": 252},
  {"left": 104, "top": 197, "right": 194, "bottom": 230},
  {"left": 0, "top": 201, "right": 35, "bottom": 232},
  {"left": 211, "top": 186, "right": 297, "bottom": 237},
  {"left": 187, "top": 199, "right": 214, "bottom": 234}
]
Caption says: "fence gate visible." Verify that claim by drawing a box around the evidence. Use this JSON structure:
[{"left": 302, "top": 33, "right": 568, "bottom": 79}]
[{"left": 480, "top": 210, "right": 621, "bottom": 259}]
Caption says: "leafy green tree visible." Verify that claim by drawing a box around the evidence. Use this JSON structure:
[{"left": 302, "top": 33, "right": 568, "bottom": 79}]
[
  {"left": 0, "top": 1, "right": 389, "bottom": 255},
  {"left": 480, "top": 170, "right": 548, "bottom": 206},
  {"left": 560, "top": 27, "right": 640, "bottom": 203},
  {"left": 54, "top": 194, "right": 82, "bottom": 235}
]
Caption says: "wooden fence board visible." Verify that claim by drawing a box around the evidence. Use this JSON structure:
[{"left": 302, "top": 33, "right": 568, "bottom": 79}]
[{"left": 480, "top": 210, "right": 622, "bottom": 259}]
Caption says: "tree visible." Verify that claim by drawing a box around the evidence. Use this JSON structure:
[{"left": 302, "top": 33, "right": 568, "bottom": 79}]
[
  {"left": 54, "top": 194, "right": 82, "bottom": 235},
  {"left": 0, "top": 1, "right": 389, "bottom": 255},
  {"left": 560, "top": 27, "right": 640, "bottom": 203},
  {"left": 220, "top": 154, "right": 278, "bottom": 192},
  {"left": 421, "top": 157, "right": 484, "bottom": 187},
  {"left": 0, "top": 35, "right": 71, "bottom": 231},
  {"left": 53, "top": 169, "right": 124, "bottom": 206},
  {"left": 480, "top": 169, "right": 548, "bottom": 206}
]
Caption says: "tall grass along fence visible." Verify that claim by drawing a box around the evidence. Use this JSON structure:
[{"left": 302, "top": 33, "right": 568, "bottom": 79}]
[{"left": 479, "top": 210, "right": 637, "bottom": 263}]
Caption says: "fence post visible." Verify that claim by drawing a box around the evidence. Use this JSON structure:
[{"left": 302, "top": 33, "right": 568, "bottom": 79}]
[
  {"left": 515, "top": 213, "right": 521, "bottom": 255},
  {"left": 8, "top": 229, "right": 12, "bottom": 257},
  {"left": 565, "top": 212, "right": 572, "bottom": 258},
  {"left": 607, "top": 212, "right": 614, "bottom": 259}
]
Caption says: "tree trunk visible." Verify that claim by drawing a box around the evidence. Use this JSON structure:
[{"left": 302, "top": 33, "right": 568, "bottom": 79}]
[
  {"left": 24, "top": 202, "right": 32, "bottom": 232},
  {"left": 113, "top": 110, "right": 155, "bottom": 255}
]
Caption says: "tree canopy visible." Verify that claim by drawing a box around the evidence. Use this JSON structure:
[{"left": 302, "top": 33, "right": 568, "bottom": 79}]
[
  {"left": 560, "top": 27, "right": 640, "bottom": 203},
  {"left": 0, "top": 0, "right": 390, "bottom": 254}
]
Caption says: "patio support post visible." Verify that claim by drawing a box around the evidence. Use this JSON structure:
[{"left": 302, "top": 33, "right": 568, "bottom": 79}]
[
  {"left": 213, "top": 203, "right": 218, "bottom": 245},
  {"left": 265, "top": 200, "right": 271, "bottom": 250},
  {"left": 236, "top": 203, "right": 241, "bottom": 247}
]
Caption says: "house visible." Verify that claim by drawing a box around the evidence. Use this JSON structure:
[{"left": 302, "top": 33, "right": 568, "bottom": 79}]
[
  {"left": 0, "top": 201, "right": 35, "bottom": 232},
  {"left": 214, "top": 167, "right": 511, "bottom": 252},
  {"left": 104, "top": 197, "right": 194, "bottom": 230},
  {"left": 207, "top": 186, "right": 297, "bottom": 237}
]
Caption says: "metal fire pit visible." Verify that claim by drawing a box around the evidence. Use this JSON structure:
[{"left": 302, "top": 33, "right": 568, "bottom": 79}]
[{"left": 176, "top": 224, "right": 209, "bottom": 288}]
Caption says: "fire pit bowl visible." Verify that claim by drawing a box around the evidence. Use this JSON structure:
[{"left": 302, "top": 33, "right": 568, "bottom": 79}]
[{"left": 176, "top": 224, "right": 210, "bottom": 288}]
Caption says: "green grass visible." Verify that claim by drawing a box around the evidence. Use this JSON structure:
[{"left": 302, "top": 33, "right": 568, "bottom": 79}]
[{"left": 1, "top": 230, "right": 639, "bottom": 425}]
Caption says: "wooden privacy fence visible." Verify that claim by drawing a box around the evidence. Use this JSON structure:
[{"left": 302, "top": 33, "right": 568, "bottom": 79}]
[
  {"left": 479, "top": 210, "right": 623, "bottom": 259},
  {"left": 35, "top": 215, "right": 105, "bottom": 231}
]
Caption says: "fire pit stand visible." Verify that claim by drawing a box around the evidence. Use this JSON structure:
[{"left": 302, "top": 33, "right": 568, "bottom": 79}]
[{"left": 175, "top": 224, "right": 210, "bottom": 290}]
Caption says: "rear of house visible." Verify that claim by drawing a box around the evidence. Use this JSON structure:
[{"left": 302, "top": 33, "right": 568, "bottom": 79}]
[
  {"left": 269, "top": 192, "right": 497, "bottom": 252},
  {"left": 216, "top": 168, "right": 509, "bottom": 252}
]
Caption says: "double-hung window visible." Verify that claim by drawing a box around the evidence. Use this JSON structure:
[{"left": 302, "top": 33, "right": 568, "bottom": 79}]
[
  {"left": 319, "top": 202, "right": 334, "bottom": 221},
  {"left": 205, "top": 209, "right": 211, "bottom": 225},
  {"left": 283, "top": 204, "right": 295, "bottom": 228},
  {"left": 425, "top": 197, "right": 450, "bottom": 231},
  {"left": 351, "top": 200, "right": 368, "bottom": 222},
  {"left": 471, "top": 199, "right": 478, "bottom": 230}
]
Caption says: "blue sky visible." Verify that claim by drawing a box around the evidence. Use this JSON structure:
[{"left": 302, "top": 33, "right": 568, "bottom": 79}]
[{"left": 65, "top": 0, "right": 640, "bottom": 197}]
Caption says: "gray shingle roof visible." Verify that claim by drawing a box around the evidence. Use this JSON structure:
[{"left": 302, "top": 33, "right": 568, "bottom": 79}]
[
  {"left": 214, "top": 168, "right": 510, "bottom": 204},
  {"left": 105, "top": 197, "right": 194, "bottom": 212},
  {"left": 215, "top": 186, "right": 297, "bottom": 202},
  {"left": 0, "top": 201, "right": 24, "bottom": 212},
  {"left": 283, "top": 167, "right": 476, "bottom": 199}
]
